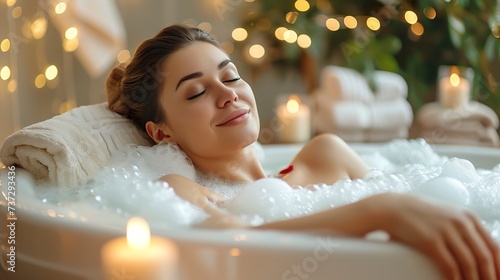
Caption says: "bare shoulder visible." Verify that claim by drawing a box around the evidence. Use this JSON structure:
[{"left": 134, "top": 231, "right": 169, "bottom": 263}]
[
  {"left": 160, "top": 174, "right": 224, "bottom": 205},
  {"left": 288, "top": 133, "right": 368, "bottom": 184}
]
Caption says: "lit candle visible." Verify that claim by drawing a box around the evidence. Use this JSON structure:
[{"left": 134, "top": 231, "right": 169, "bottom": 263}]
[
  {"left": 277, "top": 95, "right": 311, "bottom": 143},
  {"left": 101, "top": 217, "right": 178, "bottom": 280},
  {"left": 439, "top": 72, "right": 470, "bottom": 109}
]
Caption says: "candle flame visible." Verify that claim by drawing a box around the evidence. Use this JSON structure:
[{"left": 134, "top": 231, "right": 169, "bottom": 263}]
[
  {"left": 286, "top": 98, "right": 300, "bottom": 114},
  {"left": 450, "top": 73, "right": 460, "bottom": 87},
  {"left": 127, "top": 217, "right": 150, "bottom": 249}
]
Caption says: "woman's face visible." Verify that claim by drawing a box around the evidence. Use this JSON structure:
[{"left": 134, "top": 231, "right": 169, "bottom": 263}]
[{"left": 157, "top": 41, "right": 260, "bottom": 158}]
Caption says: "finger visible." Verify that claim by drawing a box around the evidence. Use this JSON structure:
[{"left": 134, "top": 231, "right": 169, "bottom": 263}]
[
  {"left": 466, "top": 213, "right": 500, "bottom": 280},
  {"left": 424, "top": 237, "right": 461, "bottom": 280},
  {"left": 445, "top": 227, "right": 479, "bottom": 280}
]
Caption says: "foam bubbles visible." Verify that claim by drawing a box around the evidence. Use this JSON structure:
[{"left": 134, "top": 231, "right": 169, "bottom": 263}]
[{"left": 413, "top": 177, "right": 469, "bottom": 207}]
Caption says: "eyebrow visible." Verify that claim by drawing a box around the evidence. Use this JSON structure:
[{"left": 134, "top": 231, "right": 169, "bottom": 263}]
[{"left": 175, "top": 59, "right": 233, "bottom": 91}]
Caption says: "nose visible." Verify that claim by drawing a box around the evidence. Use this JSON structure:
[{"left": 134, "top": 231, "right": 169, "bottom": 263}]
[{"left": 217, "top": 84, "right": 238, "bottom": 108}]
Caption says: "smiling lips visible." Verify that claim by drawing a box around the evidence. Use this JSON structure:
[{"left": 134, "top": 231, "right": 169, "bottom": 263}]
[{"left": 216, "top": 108, "right": 250, "bottom": 126}]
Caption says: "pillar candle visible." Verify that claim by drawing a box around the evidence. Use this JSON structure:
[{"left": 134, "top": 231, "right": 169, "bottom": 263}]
[
  {"left": 439, "top": 73, "right": 470, "bottom": 109},
  {"left": 277, "top": 95, "right": 311, "bottom": 143},
  {"left": 101, "top": 217, "right": 178, "bottom": 280}
]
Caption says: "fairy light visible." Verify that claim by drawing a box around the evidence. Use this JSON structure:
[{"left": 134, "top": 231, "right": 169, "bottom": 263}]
[
  {"left": 1, "top": 66, "right": 11, "bottom": 80},
  {"left": 31, "top": 16, "right": 48, "bottom": 39},
  {"left": 1, "top": 39, "right": 10, "bottom": 52},
  {"left": 326, "top": 18, "right": 340, "bottom": 31},
  {"left": 54, "top": 2, "right": 67, "bottom": 14},
  {"left": 286, "top": 11, "right": 298, "bottom": 24},
  {"left": 424, "top": 7, "right": 436, "bottom": 19},
  {"left": 35, "top": 74, "right": 46, "bottom": 88},
  {"left": 117, "top": 50, "right": 131, "bottom": 63},
  {"left": 198, "top": 22, "right": 212, "bottom": 33},
  {"left": 7, "top": 80, "right": 17, "bottom": 93},
  {"left": 297, "top": 34, "right": 311, "bottom": 48},
  {"left": 366, "top": 17, "right": 380, "bottom": 31},
  {"left": 249, "top": 44, "right": 265, "bottom": 59},
  {"left": 283, "top": 29, "right": 298, "bottom": 43},
  {"left": 275, "top": 27, "right": 288, "bottom": 40},
  {"left": 492, "top": 23, "right": 500, "bottom": 38},
  {"left": 294, "top": 0, "right": 310, "bottom": 12},
  {"left": 404, "top": 11, "right": 418, "bottom": 24},
  {"left": 12, "top": 6, "right": 22, "bottom": 18},
  {"left": 65, "top": 27, "right": 78, "bottom": 40},
  {"left": 410, "top": 22, "right": 424, "bottom": 36},
  {"left": 6, "top": 0, "right": 17, "bottom": 7},
  {"left": 344, "top": 16, "right": 357, "bottom": 29},
  {"left": 45, "top": 65, "right": 58, "bottom": 80},
  {"left": 232, "top": 28, "right": 248, "bottom": 41},
  {"left": 63, "top": 38, "right": 79, "bottom": 52}
]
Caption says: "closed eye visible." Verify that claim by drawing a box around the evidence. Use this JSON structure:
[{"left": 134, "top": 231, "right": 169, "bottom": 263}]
[
  {"left": 224, "top": 77, "right": 241, "bottom": 83},
  {"left": 187, "top": 90, "right": 206, "bottom": 100}
]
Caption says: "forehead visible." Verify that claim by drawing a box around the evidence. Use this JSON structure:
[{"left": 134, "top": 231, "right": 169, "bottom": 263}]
[{"left": 161, "top": 41, "right": 230, "bottom": 81}]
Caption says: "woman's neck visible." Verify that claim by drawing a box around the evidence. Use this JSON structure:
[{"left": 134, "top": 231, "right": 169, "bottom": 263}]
[{"left": 186, "top": 145, "right": 267, "bottom": 184}]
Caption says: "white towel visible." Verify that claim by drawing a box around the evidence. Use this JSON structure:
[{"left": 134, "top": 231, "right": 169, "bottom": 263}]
[
  {"left": 50, "top": 0, "right": 126, "bottom": 77},
  {"left": 0, "top": 103, "right": 152, "bottom": 187}
]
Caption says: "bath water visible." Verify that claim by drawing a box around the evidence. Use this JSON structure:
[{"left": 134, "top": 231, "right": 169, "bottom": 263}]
[{"left": 37, "top": 139, "right": 500, "bottom": 241}]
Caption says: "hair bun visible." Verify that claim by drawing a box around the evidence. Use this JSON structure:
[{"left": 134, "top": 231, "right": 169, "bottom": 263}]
[{"left": 106, "top": 64, "right": 127, "bottom": 113}]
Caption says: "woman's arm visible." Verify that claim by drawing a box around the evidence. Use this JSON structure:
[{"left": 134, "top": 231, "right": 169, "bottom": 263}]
[
  {"left": 258, "top": 193, "right": 500, "bottom": 280},
  {"left": 162, "top": 174, "right": 499, "bottom": 280}
]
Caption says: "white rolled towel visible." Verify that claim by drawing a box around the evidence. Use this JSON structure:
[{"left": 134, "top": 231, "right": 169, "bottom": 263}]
[{"left": 0, "top": 103, "right": 152, "bottom": 187}]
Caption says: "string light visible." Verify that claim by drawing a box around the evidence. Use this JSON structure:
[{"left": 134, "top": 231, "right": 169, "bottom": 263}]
[
  {"left": 344, "top": 16, "right": 357, "bottom": 29},
  {"left": 54, "top": 2, "right": 67, "bottom": 14},
  {"left": 117, "top": 50, "right": 131, "bottom": 63},
  {"left": 12, "top": 6, "right": 22, "bottom": 18},
  {"left": 283, "top": 29, "right": 298, "bottom": 43},
  {"left": 232, "top": 28, "right": 248, "bottom": 41},
  {"left": 275, "top": 27, "right": 288, "bottom": 40},
  {"left": 65, "top": 27, "right": 78, "bottom": 40},
  {"left": 45, "top": 65, "right": 58, "bottom": 80},
  {"left": 326, "top": 18, "right": 340, "bottom": 31},
  {"left": 249, "top": 44, "right": 265, "bottom": 59},
  {"left": 492, "top": 23, "right": 500, "bottom": 38},
  {"left": 6, "top": 0, "right": 17, "bottom": 7},
  {"left": 31, "top": 16, "right": 48, "bottom": 39},
  {"left": 1, "top": 66, "right": 11, "bottom": 80},
  {"left": 7, "top": 80, "right": 17, "bottom": 93},
  {"left": 1, "top": 39, "right": 10, "bottom": 52},
  {"left": 410, "top": 22, "right": 424, "bottom": 36},
  {"left": 198, "top": 22, "right": 212, "bottom": 33},
  {"left": 286, "top": 11, "right": 298, "bottom": 24},
  {"left": 35, "top": 74, "right": 46, "bottom": 88},
  {"left": 424, "top": 7, "right": 436, "bottom": 19},
  {"left": 404, "top": 11, "right": 418, "bottom": 24},
  {"left": 366, "top": 17, "right": 380, "bottom": 31},
  {"left": 63, "top": 38, "right": 79, "bottom": 52},
  {"left": 294, "top": 0, "right": 310, "bottom": 12},
  {"left": 297, "top": 34, "right": 311, "bottom": 48}
]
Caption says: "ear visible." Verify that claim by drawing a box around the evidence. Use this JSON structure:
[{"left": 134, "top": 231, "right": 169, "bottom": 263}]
[{"left": 145, "top": 121, "right": 176, "bottom": 144}]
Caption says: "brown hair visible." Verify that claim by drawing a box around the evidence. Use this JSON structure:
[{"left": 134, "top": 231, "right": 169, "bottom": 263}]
[{"left": 106, "top": 24, "right": 222, "bottom": 134}]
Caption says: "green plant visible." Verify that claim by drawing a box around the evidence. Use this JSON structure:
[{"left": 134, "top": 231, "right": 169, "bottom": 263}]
[{"left": 237, "top": 0, "right": 500, "bottom": 115}]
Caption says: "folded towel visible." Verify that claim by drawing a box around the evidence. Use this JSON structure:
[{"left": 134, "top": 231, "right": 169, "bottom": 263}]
[
  {"left": 319, "top": 66, "right": 408, "bottom": 102},
  {"left": 50, "top": 0, "right": 126, "bottom": 77},
  {"left": 0, "top": 103, "right": 152, "bottom": 187},
  {"left": 417, "top": 102, "right": 499, "bottom": 130},
  {"left": 419, "top": 129, "right": 499, "bottom": 147}
]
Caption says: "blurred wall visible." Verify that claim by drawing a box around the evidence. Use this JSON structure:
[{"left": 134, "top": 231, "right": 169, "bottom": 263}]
[{"left": 0, "top": 0, "right": 306, "bottom": 144}]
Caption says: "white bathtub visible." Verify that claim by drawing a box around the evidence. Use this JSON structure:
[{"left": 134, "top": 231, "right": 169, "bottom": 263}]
[{"left": 0, "top": 143, "right": 499, "bottom": 280}]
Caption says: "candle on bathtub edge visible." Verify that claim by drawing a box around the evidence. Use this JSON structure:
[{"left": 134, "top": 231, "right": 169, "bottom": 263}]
[
  {"left": 101, "top": 217, "right": 178, "bottom": 280},
  {"left": 439, "top": 73, "right": 470, "bottom": 109},
  {"left": 277, "top": 95, "right": 311, "bottom": 143}
]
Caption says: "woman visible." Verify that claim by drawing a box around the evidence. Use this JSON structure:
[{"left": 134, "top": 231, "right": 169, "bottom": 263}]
[{"left": 107, "top": 24, "right": 499, "bottom": 280}]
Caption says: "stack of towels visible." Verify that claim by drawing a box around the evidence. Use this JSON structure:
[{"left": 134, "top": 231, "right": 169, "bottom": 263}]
[
  {"left": 313, "top": 66, "right": 414, "bottom": 142},
  {"left": 413, "top": 102, "right": 500, "bottom": 147}
]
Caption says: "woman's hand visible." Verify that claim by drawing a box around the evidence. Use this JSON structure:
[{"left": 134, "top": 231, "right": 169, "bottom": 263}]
[{"left": 366, "top": 193, "right": 500, "bottom": 280}]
